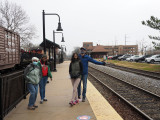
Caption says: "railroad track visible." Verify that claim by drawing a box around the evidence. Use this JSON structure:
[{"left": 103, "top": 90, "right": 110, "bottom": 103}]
[
  {"left": 88, "top": 66, "right": 160, "bottom": 120},
  {"left": 106, "top": 63, "right": 160, "bottom": 80}
]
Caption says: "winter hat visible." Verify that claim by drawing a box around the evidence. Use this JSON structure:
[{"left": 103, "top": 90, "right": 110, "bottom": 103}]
[
  {"left": 32, "top": 57, "right": 39, "bottom": 61},
  {"left": 80, "top": 47, "right": 86, "bottom": 51}
]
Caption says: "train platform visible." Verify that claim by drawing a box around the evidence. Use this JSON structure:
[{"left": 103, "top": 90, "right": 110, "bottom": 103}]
[{"left": 4, "top": 61, "right": 123, "bottom": 120}]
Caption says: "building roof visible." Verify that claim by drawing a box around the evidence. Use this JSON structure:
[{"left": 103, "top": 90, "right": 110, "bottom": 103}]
[
  {"left": 92, "top": 45, "right": 107, "bottom": 52},
  {"left": 40, "top": 39, "right": 61, "bottom": 49},
  {"left": 87, "top": 46, "right": 94, "bottom": 50}
]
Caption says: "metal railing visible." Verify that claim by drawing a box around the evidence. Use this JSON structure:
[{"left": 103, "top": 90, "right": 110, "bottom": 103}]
[{"left": 0, "top": 70, "right": 28, "bottom": 120}]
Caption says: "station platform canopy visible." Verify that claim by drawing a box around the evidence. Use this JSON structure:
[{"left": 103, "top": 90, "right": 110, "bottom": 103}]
[{"left": 40, "top": 39, "right": 61, "bottom": 49}]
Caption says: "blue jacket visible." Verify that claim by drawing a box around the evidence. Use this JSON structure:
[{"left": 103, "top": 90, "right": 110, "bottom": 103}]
[{"left": 79, "top": 54, "right": 105, "bottom": 75}]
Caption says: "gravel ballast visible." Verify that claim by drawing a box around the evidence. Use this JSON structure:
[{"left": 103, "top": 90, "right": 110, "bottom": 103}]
[{"left": 89, "top": 63, "right": 160, "bottom": 96}]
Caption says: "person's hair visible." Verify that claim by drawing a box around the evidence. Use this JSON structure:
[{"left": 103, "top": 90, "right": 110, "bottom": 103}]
[
  {"left": 71, "top": 53, "right": 79, "bottom": 63},
  {"left": 42, "top": 54, "right": 47, "bottom": 58},
  {"left": 41, "top": 58, "right": 48, "bottom": 65}
]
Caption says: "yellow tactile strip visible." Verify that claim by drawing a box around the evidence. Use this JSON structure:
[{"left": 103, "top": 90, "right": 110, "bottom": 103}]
[{"left": 86, "top": 80, "right": 123, "bottom": 120}]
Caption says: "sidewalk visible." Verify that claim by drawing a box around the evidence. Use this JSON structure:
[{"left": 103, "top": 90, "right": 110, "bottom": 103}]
[
  {"left": 4, "top": 61, "right": 96, "bottom": 120},
  {"left": 5, "top": 61, "right": 123, "bottom": 120}
]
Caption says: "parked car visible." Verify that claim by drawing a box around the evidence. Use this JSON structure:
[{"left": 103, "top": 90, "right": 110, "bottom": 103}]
[
  {"left": 135, "top": 55, "right": 152, "bottom": 62},
  {"left": 118, "top": 54, "right": 132, "bottom": 60},
  {"left": 145, "top": 54, "right": 160, "bottom": 63},
  {"left": 107, "top": 56, "right": 113, "bottom": 59},
  {"left": 111, "top": 54, "right": 123, "bottom": 60},
  {"left": 126, "top": 55, "right": 141, "bottom": 61}
]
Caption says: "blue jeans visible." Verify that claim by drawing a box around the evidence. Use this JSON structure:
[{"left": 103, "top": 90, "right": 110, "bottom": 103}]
[
  {"left": 39, "top": 76, "right": 48, "bottom": 100},
  {"left": 78, "top": 74, "right": 88, "bottom": 99},
  {"left": 27, "top": 83, "right": 38, "bottom": 107}
]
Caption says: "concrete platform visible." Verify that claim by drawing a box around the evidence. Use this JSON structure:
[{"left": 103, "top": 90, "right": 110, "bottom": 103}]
[{"left": 4, "top": 61, "right": 123, "bottom": 120}]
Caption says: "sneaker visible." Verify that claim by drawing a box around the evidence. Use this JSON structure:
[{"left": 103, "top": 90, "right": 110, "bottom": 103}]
[
  {"left": 82, "top": 98, "right": 85, "bottom": 102},
  {"left": 27, "top": 106, "right": 35, "bottom": 110},
  {"left": 33, "top": 105, "right": 38, "bottom": 108},
  {"left": 78, "top": 96, "right": 81, "bottom": 99},
  {"left": 75, "top": 100, "right": 79, "bottom": 104},
  {"left": 40, "top": 100, "right": 43, "bottom": 104},
  {"left": 43, "top": 98, "right": 48, "bottom": 101},
  {"left": 69, "top": 101, "right": 75, "bottom": 106}
]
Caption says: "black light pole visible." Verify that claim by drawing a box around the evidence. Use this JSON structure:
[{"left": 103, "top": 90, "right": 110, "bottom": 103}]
[
  {"left": 53, "top": 31, "right": 65, "bottom": 71},
  {"left": 42, "top": 10, "right": 46, "bottom": 54},
  {"left": 61, "top": 46, "right": 63, "bottom": 63},
  {"left": 42, "top": 10, "right": 63, "bottom": 54},
  {"left": 61, "top": 45, "right": 66, "bottom": 63}
]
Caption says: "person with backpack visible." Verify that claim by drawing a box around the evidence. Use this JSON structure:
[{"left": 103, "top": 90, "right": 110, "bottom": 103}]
[
  {"left": 69, "top": 53, "right": 83, "bottom": 106},
  {"left": 38, "top": 54, "right": 52, "bottom": 104},
  {"left": 78, "top": 47, "right": 106, "bottom": 102},
  {"left": 24, "top": 57, "right": 41, "bottom": 110}
]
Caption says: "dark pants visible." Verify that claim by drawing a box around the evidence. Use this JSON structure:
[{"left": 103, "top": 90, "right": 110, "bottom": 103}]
[
  {"left": 39, "top": 76, "right": 48, "bottom": 100},
  {"left": 77, "top": 74, "right": 88, "bottom": 99}
]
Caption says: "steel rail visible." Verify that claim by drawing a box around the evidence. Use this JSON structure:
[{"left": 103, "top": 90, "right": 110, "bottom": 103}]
[{"left": 89, "top": 66, "right": 160, "bottom": 98}]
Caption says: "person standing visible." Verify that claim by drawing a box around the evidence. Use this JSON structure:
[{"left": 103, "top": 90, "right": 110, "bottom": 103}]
[
  {"left": 69, "top": 53, "right": 83, "bottom": 106},
  {"left": 103, "top": 55, "right": 106, "bottom": 61},
  {"left": 78, "top": 47, "right": 106, "bottom": 102},
  {"left": 38, "top": 54, "right": 52, "bottom": 104},
  {"left": 24, "top": 57, "right": 41, "bottom": 110}
]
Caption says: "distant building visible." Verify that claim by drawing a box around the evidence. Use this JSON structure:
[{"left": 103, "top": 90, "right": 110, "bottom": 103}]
[
  {"left": 83, "top": 42, "right": 93, "bottom": 48},
  {"left": 83, "top": 42, "right": 138, "bottom": 58}
]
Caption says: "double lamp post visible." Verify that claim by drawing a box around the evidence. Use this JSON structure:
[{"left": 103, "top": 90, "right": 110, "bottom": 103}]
[{"left": 42, "top": 10, "right": 64, "bottom": 71}]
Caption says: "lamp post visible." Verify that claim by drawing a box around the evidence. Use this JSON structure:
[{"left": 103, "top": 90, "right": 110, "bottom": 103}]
[
  {"left": 61, "top": 45, "right": 66, "bottom": 63},
  {"left": 42, "top": 10, "right": 63, "bottom": 54},
  {"left": 53, "top": 31, "right": 65, "bottom": 71}
]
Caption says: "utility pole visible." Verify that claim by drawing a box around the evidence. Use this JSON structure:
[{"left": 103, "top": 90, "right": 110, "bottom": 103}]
[
  {"left": 124, "top": 34, "right": 129, "bottom": 54},
  {"left": 125, "top": 34, "right": 130, "bottom": 45},
  {"left": 125, "top": 34, "right": 128, "bottom": 46},
  {"left": 114, "top": 36, "right": 117, "bottom": 55},
  {"left": 144, "top": 46, "right": 147, "bottom": 55}
]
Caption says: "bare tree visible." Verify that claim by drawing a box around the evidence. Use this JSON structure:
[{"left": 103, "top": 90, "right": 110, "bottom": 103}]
[{"left": 0, "top": 0, "right": 37, "bottom": 45}]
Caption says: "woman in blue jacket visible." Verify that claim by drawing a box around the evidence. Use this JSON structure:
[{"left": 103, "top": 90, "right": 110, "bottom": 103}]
[{"left": 78, "top": 47, "right": 105, "bottom": 102}]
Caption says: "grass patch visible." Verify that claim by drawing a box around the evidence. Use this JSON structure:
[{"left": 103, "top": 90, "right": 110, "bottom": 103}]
[{"left": 106, "top": 60, "right": 160, "bottom": 73}]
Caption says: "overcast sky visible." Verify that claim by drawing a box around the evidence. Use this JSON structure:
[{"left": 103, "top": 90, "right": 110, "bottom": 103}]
[{"left": 2, "top": 0, "right": 160, "bottom": 54}]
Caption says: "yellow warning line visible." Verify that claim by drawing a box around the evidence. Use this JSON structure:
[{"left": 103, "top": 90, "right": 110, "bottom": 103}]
[{"left": 86, "top": 80, "right": 123, "bottom": 120}]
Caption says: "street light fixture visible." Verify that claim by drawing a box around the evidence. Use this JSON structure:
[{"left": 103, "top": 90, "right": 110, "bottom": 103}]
[
  {"left": 42, "top": 10, "right": 63, "bottom": 54},
  {"left": 57, "top": 22, "right": 63, "bottom": 31},
  {"left": 53, "top": 31, "right": 65, "bottom": 71}
]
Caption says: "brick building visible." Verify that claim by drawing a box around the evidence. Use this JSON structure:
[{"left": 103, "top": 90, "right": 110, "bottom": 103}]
[{"left": 83, "top": 42, "right": 138, "bottom": 57}]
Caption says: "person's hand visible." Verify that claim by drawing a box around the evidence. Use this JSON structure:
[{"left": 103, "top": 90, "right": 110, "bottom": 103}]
[{"left": 102, "top": 61, "right": 106, "bottom": 66}]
